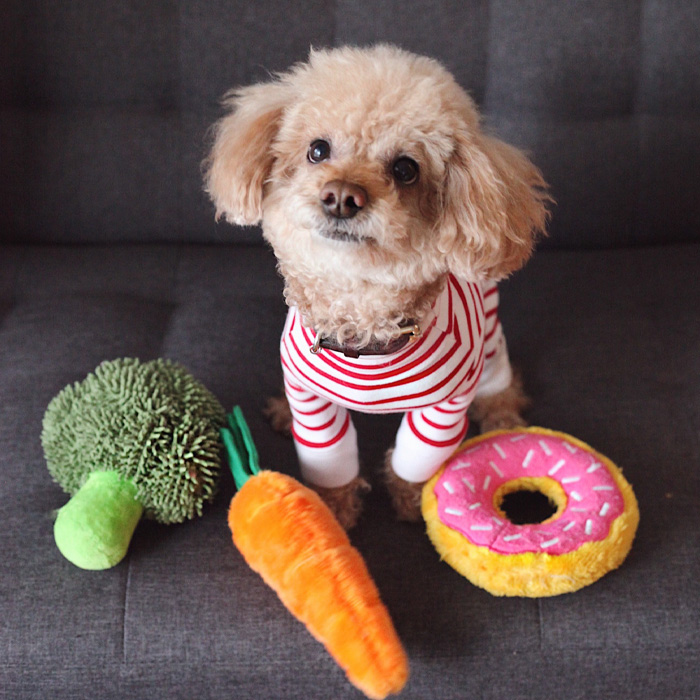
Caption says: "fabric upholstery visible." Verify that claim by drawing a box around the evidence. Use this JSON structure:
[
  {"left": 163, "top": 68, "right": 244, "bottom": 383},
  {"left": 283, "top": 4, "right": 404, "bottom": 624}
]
[
  {"left": 2, "top": 1, "right": 700, "bottom": 698},
  {"left": 1, "top": 243, "right": 699, "bottom": 699},
  {"left": 2, "top": 0, "right": 699, "bottom": 246}
]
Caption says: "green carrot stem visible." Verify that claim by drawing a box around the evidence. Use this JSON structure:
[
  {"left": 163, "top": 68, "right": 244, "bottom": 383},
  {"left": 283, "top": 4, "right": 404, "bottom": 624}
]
[
  {"left": 220, "top": 406, "right": 260, "bottom": 490},
  {"left": 54, "top": 471, "right": 144, "bottom": 570}
]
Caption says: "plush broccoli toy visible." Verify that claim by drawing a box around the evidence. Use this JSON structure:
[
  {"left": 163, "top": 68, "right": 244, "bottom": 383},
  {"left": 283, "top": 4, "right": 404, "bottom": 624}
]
[{"left": 42, "top": 358, "right": 226, "bottom": 570}]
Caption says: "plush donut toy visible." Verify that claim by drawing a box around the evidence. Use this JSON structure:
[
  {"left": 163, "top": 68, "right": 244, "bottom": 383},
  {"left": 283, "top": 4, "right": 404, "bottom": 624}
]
[{"left": 422, "top": 428, "right": 639, "bottom": 597}]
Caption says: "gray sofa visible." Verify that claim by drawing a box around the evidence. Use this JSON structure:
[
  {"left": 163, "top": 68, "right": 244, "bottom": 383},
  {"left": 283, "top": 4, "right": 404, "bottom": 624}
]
[{"left": 2, "top": 2, "right": 699, "bottom": 698}]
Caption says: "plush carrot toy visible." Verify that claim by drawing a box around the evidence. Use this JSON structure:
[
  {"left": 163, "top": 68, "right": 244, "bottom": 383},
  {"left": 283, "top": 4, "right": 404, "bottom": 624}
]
[{"left": 222, "top": 407, "right": 409, "bottom": 700}]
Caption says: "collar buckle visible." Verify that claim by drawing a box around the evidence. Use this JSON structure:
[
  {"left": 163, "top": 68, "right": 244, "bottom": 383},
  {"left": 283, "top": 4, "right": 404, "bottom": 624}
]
[
  {"left": 399, "top": 323, "right": 422, "bottom": 343},
  {"left": 309, "top": 320, "right": 421, "bottom": 357}
]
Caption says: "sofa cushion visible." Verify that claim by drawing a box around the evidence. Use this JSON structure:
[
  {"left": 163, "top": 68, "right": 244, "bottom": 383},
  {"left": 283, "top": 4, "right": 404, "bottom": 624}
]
[
  {"left": 2, "top": 1, "right": 699, "bottom": 247},
  {"left": 1, "top": 242, "right": 698, "bottom": 698}
]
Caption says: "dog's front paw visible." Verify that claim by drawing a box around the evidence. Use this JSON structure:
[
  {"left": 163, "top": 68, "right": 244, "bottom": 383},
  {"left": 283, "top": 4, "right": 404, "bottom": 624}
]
[
  {"left": 308, "top": 477, "right": 371, "bottom": 531},
  {"left": 383, "top": 449, "right": 425, "bottom": 522},
  {"left": 469, "top": 372, "right": 530, "bottom": 433}
]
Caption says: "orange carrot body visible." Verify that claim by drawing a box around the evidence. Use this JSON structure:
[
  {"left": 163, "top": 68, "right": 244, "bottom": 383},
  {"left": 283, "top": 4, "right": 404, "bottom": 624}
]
[{"left": 229, "top": 470, "right": 409, "bottom": 700}]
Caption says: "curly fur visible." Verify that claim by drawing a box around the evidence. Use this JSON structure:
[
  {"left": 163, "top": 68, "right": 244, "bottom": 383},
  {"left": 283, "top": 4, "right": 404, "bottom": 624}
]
[
  {"left": 308, "top": 477, "right": 371, "bottom": 531},
  {"left": 205, "top": 45, "right": 550, "bottom": 346},
  {"left": 205, "top": 45, "right": 551, "bottom": 523},
  {"left": 382, "top": 449, "right": 424, "bottom": 523},
  {"left": 468, "top": 371, "right": 531, "bottom": 432}
]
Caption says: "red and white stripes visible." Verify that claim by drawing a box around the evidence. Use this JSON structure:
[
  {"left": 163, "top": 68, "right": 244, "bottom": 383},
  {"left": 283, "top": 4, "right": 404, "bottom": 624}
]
[
  {"left": 280, "top": 276, "right": 513, "bottom": 487},
  {"left": 477, "top": 280, "right": 511, "bottom": 397},
  {"left": 391, "top": 394, "right": 473, "bottom": 482}
]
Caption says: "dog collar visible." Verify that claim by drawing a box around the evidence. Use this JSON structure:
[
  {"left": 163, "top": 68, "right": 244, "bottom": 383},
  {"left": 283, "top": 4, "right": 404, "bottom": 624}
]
[
  {"left": 307, "top": 281, "right": 449, "bottom": 359},
  {"left": 310, "top": 321, "right": 422, "bottom": 359}
]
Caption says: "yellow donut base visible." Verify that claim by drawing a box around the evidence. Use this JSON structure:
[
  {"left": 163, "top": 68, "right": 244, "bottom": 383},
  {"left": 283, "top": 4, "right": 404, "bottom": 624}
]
[{"left": 422, "top": 428, "right": 640, "bottom": 597}]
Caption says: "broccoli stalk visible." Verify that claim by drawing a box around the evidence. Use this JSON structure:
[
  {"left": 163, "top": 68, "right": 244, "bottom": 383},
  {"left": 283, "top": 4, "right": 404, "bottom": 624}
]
[{"left": 54, "top": 471, "right": 143, "bottom": 569}]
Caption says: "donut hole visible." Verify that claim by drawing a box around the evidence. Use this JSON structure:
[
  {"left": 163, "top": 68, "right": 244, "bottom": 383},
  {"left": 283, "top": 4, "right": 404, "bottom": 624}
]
[
  {"left": 499, "top": 490, "right": 557, "bottom": 525},
  {"left": 494, "top": 478, "right": 567, "bottom": 526}
]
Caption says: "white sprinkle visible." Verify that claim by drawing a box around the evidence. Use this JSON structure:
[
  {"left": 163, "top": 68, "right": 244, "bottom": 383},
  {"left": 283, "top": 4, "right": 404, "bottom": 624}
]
[
  {"left": 469, "top": 502, "right": 482, "bottom": 510},
  {"left": 489, "top": 460, "right": 504, "bottom": 477},
  {"left": 600, "top": 502, "right": 611, "bottom": 517},
  {"left": 443, "top": 481, "right": 455, "bottom": 495},
  {"left": 510, "top": 434, "right": 528, "bottom": 443},
  {"left": 548, "top": 459, "right": 566, "bottom": 476},
  {"left": 593, "top": 485, "right": 613, "bottom": 491},
  {"left": 466, "top": 445, "right": 482, "bottom": 454},
  {"left": 563, "top": 521, "right": 576, "bottom": 532},
  {"left": 470, "top": 524, "right": 493, "bottom": 531},
  {"left": 571, "top": 508, "right": 588, "bottom": 512},
  {"left": 561, "top": 476, "right": 580, "bottom": 484},
  {"left": 522, "top": 450, "right": 535, "bottom": 468},
  {"left": 587, "top": 462, "right": 602, "bottom": 474},
  {"left": 541, "top": 537, "right": 559, "bottom": 549},
  {"left": 503, "top": 534, "right": 522, "bottom": 542},
  {"left": 585, "top": 519, "right": 593, "bottom": 535},
  {"left": 445, "top": 507, "right": 464, "bottom": 516},
  {"left": 570, "top": 491, "right": 583, "bottom": 502},
  {"left": 461, "top": 477, "right": 475, "bottom": 493},
  {"left": 564, "top": 442, "right": 578, "bottom": 454},
  {"left": 539, "top": 440, "right": 552, "bottom": 456},
  {"left": 451, "top": 461, "right": 471, "bottom": 471},
  {"left": 494, "top": 443, "right": 507, "bottom": 459},
  {"left": 492, "top": 516, "right": 503, "bottom": 526},
  {"left": 483, "top": 475, "right": 491, "bottom": 491}
]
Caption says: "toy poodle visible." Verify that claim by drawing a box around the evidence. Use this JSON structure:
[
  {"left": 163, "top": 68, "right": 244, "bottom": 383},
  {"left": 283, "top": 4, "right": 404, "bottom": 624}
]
[{"left": 205, "top": 45, "right": 550, "bottom": 529}]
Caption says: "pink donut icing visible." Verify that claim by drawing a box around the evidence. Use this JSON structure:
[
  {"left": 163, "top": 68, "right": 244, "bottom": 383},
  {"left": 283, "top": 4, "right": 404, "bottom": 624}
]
[{"left": 434, "top": 432, "right": 625, "bottom": 556}]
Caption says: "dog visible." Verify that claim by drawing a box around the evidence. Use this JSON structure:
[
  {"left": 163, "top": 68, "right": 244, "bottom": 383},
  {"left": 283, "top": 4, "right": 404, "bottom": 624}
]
[{"left": 205, "top": 45, "right": 550, "bottom": 529}]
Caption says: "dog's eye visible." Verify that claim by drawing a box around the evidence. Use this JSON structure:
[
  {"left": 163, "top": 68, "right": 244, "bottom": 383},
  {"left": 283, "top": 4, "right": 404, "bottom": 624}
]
[
  {"left": 392, "top": 157, "right": 419, "bottom": 185},
  {"left": 308, "top": 139, "right": 332, "bottom": 164}
]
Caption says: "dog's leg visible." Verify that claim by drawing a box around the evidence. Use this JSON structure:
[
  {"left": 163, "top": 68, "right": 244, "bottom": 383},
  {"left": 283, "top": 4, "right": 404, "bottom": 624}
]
[
  {"left": 384, "top": 397, "right": 470, "bottom": 522},
  {"left": 468, "top": 371, "right": 530, "bottom": 432},
  {"left": 383, "top": 449, "right": 423, "bottom": 522},
  {"left": 471, "top": 283, "right": 530, "bottom": 432},
  {"left": 308, "top": 477, "right": 371, "bottom": 530},
  {"left": 276, "top": 380, "right": 368, "bottom": 529}
]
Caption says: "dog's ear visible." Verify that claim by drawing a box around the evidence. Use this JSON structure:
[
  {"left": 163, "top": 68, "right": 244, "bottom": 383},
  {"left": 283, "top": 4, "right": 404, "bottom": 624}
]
[
  {"left": 438, "top": 125, "right": 551, "bottom": 281},
  {"left": 204, "top": 82, "right": 292, "bottom": 226}
]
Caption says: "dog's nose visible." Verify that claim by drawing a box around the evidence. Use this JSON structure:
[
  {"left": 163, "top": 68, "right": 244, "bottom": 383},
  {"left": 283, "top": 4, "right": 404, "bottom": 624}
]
[{"left": 320, "top": 180, "right": 368, "bottom": 219}]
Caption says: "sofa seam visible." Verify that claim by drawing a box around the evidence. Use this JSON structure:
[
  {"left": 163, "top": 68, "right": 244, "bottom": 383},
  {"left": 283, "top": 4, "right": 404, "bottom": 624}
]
[{"left": 122, "top": 559, "right": 133, "bottom": 664}]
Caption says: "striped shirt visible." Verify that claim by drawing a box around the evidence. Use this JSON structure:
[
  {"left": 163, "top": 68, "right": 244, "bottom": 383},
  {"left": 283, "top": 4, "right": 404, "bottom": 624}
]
[{"left": 280, "top": 275, "right": 513, "bottom": 486}]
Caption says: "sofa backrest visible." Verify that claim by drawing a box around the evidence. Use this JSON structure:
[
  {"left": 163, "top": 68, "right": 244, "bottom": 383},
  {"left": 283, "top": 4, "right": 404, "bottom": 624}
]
[{"left": 2, "top": 0, "right": 699, "bottom": 248}]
